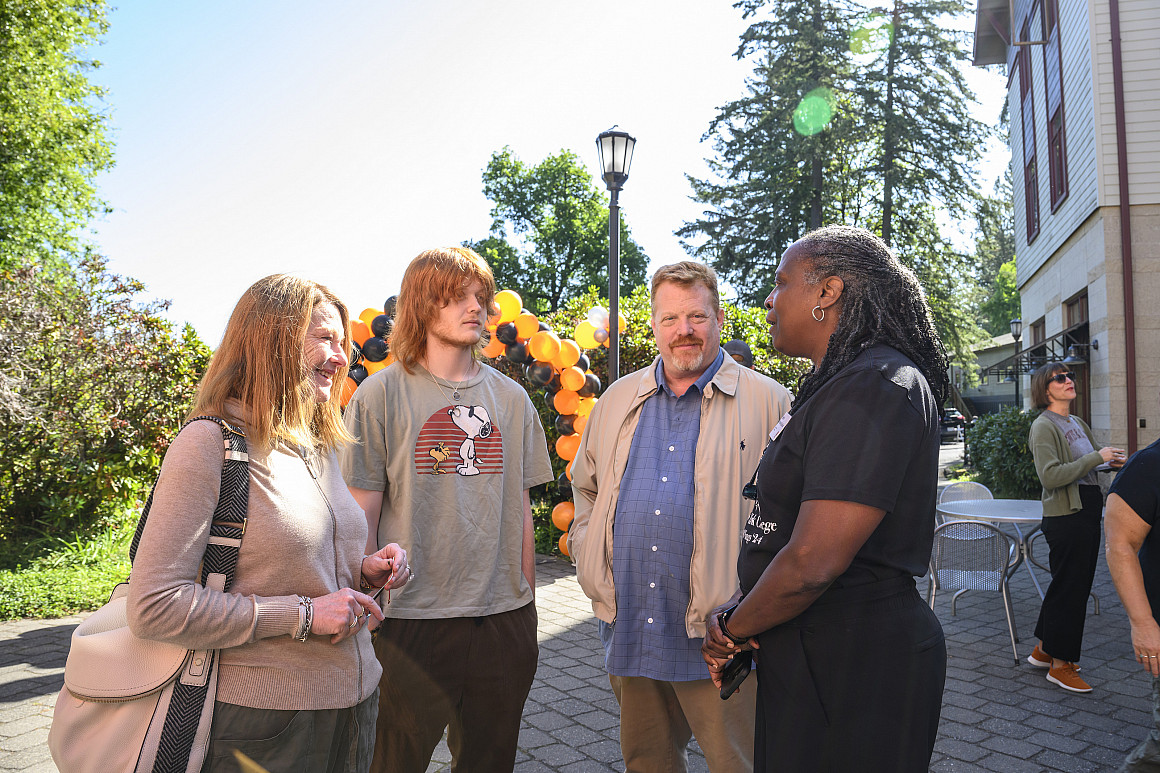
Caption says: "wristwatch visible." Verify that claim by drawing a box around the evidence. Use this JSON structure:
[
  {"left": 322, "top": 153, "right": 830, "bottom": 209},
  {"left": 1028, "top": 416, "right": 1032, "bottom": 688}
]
[{"left": 717, "top": 603, "right": 748, "bottom": 646}]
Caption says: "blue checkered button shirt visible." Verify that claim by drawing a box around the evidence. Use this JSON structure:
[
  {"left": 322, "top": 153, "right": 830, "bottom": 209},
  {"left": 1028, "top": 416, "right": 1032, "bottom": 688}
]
[{"left": 599, "top": 349, "right": 724, "bottom": 681}]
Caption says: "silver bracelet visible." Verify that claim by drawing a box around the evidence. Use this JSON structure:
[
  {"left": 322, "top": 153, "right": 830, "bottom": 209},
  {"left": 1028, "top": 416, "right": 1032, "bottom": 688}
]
[{"left": 293, "top": 596, "right": 313, "bottom": 642}]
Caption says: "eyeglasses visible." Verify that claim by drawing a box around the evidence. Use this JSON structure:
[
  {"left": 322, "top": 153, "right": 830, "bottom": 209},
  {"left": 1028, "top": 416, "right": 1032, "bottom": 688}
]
[{"left": 1050, "top": 372, "right": 1076, "bottom": 384}]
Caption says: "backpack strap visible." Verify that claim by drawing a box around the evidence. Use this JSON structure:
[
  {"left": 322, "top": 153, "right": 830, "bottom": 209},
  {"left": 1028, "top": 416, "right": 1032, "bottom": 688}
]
[{"left": 129, "top": 416, "right": 250, "bottom": 591}]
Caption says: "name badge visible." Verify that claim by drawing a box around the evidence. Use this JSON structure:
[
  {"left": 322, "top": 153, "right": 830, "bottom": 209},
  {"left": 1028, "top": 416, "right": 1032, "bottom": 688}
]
[{"left": 769, "top": 412, "right": 793, "bottom": 443}]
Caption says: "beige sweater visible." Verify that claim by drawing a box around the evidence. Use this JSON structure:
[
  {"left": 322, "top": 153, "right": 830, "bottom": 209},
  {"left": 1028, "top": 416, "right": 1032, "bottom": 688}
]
[{"left": 126, "top": 402, "right": 381, "bottom": 710}]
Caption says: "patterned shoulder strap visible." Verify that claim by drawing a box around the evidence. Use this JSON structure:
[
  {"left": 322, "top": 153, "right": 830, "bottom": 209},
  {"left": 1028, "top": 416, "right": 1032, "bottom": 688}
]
[{"left": 129, "top": 416, "right": 250, "bottom": 591}]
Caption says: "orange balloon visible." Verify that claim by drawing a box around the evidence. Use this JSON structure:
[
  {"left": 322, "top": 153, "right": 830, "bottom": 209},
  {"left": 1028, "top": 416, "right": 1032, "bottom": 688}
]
[
  {"left": 560, "top": 366, "right": 585, "bottom": 392},
  {"left": 576, "top": 396, "right": 597, "bottom": 416},
  {"left": 365, "top": 358, "right": 388, "bottom": 375},
  {"left": 565, "top": 460, "right": 573, "bottom": 480},
  {"left": 551, "top": 501, "right": 575, "bottom": 531},
  {"left": 515, "top": 312, "right": 539, "bottom": 341},
  {"left": 496, "top": 290, "right": 522, "bottom": 324},
  {"left": 351, "top": 319, "right": 371, "bottom": 347},
  {"left": 482, "top": 336, "right": 505, "bottom": 359},
  {"left": 384, "top": 352, "right": 395, "bottom": 367},
  {"left": 556, "top": 433, "right": 581, "bottom": 461},
  {"left": 552, "top": 339, "right": 581, "bottom": 369},
  {"left": 575, "top": 321, "right": 598, "bottom": 349},
  {"left": 554, "top": 389, "right": 580, "bottom": 415},
  {"left": 340, "top": 376, "right": 358, "bottom": 407},
  {"left": 573, "top": 413, "right": 588, "bottom": 435},
  {"left": 359, "top": 307, "right": 381, "bottom": 330},
  {"left": 618, "top": 312, "right": 627, "bottom": 333},
  {"left": 529, "top": 331, "right": 561, "bottom": 362},
  {"left": 558, "top": 532, "right": 570, "bottom": 557}
]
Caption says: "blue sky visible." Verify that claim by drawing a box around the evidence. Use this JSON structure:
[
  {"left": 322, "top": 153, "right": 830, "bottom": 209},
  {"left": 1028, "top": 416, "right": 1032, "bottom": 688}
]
[{"left": 90, "top": 1, "right": 1006, "bottom": 346}]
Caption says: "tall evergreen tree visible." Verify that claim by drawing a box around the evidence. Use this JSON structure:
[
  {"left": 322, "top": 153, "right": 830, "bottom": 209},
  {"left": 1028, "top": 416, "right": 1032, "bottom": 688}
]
[
  {"left": 470, "top": 147, "right": 647, "bottom": 314},
  {"left": 974, "top": 171, "right": 1019, "bottom": 336},
  {"left": 681, "top": 0, "right": 990, "bottom": 339},
  {"left": 678, "top": 0, "right": 859, "bottom": 304},
  {"left": 858, "top": 0, "right": 988, "bottom": 248}
]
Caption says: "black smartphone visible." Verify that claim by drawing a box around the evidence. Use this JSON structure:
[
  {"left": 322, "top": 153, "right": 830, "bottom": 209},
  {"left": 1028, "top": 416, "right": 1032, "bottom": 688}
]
[{"left": 719, "top": 650, "right": 752, "bottom": 700}]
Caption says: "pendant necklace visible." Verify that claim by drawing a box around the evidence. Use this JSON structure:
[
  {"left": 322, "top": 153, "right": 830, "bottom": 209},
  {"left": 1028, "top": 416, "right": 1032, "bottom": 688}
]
[{"left": 426, "top": 360, "right": 476, "bottom": 403}]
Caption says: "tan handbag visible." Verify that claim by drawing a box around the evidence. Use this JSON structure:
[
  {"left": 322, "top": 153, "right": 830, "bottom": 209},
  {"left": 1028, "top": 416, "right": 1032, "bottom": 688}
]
[{"left": 48, "top": 418, "right": 248, "bottom": 773}]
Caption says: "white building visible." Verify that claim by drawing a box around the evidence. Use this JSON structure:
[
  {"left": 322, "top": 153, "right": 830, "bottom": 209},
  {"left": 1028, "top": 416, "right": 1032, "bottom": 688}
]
[{"left": 974, "top": 0, "right": 1160, "bottom": 453}]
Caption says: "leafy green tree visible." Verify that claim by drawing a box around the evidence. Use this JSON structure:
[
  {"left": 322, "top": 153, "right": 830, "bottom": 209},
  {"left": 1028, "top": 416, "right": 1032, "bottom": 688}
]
[
  {"left": 0, "top": 0, "right": 113, "bottom": 271},
  {"left": 0, "top": 258, "right": 211, "bottom": 550},
  {"left": 974, "top": 172, "right": 1019, "bottom": 336},
  {"left": 470, "top": 147, "right": 648, "bottom": 315}
]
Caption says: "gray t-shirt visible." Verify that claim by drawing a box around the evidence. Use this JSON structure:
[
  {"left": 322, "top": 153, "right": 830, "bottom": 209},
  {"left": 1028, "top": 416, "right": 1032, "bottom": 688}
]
[
  {"left": 341, "top": 361, "right": 553, "bottom": 618},
  {"left": 1044, "top": 410, "right": 1099, "bottom": 486}
]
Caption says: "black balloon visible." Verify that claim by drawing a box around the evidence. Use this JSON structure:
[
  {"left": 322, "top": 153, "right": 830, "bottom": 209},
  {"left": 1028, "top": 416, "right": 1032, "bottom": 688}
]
[
  {"left": 546, "top": 372, "right": 561, "bottom": 392},
  {"left": 371, "top": 314, "right": 392, "bottom": 338},
  {"left": 349, "top": 364, "right": 369, "bottom": 384},
  {"left": 362, "top": 336, "right": 389, "bottom": 362},
  {"left": 538, "top": 321, "right": 551, "bottom": 332},
  {"left": 578, "top": 373, "right": 601, "bottom": 398},
  {"left": 555, "top": 414, "right": 576, "bottom": 436},
  {"left": 496, "top": 322, "right": 519, "bottom": 345},
  {"left": 506, "top": 341, "right": 532, "bottom": 364},
  {"left": 575, "top": 354, "right": 590, "bottom": 372},
  {"left": 526, "top": 361, "right": 553, "bottom": 385},
  {"left": 383, "top": 295, "right": 398, "bottom": 316},
  {"left": 556, "top": 471, "right": 572, "bottom": 496}
]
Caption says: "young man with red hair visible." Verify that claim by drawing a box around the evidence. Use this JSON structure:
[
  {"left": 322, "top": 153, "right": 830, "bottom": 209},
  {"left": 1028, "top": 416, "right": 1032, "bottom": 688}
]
[{"left": 342, "top": 247, "right": 552, "bottom": 773}]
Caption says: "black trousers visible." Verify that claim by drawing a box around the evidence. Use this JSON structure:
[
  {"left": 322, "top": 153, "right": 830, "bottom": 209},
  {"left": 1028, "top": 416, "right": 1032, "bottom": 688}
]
[
  {"left": 1034, "top": 484, "right": 1103, "bottom": 663},
  {"left": 753, "top": 577, "right": 946, "bottom": 773}
]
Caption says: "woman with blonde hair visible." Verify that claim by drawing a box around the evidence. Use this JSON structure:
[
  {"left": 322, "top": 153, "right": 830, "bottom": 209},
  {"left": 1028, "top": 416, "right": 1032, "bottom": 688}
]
[
  {"left": 1026, "top": 361, "right": 1124, "bottom": 693},
  {"left": 127, "top": 274, "right": 410, "bottom": 772}
]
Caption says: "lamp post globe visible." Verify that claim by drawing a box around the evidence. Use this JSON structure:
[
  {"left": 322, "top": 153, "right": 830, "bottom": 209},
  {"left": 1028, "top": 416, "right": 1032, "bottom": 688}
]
[{"left": 595, "top": 127, "right": 635, "bottom": 383}]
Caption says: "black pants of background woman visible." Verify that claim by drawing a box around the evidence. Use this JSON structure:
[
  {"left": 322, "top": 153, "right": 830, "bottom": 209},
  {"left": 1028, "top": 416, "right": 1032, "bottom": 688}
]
[
  {"left": 752, "top": 576, "right": 946, "bottom": 773},
  {"left": 1035, "top": 484, "right": 1103, "bottom": 662}
]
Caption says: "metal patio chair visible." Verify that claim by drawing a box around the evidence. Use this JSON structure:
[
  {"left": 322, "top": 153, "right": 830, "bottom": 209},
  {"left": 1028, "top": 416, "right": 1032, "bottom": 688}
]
[{"left": 929, "top": 519, "right": 1019, "bottom": 664}]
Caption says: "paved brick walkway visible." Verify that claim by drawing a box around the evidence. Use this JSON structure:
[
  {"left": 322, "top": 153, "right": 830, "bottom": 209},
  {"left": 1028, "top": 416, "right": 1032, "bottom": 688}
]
[{"left": 1, "top": 446, "right": 1153, "bottom": 771}]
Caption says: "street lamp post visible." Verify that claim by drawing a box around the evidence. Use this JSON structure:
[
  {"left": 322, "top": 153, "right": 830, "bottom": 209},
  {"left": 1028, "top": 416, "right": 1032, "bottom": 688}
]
[
  {"left": 595, "top": 127, "right": 636, "bottom": 384},
  {"left": 1010, "top": 318, "right": 1023, "bottom": 408}
]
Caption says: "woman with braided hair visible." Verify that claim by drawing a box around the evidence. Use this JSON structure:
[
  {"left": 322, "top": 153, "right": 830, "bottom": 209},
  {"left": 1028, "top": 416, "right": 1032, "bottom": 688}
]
[{"left": 702, "top": 225, "right": 948, "bottom": 772}]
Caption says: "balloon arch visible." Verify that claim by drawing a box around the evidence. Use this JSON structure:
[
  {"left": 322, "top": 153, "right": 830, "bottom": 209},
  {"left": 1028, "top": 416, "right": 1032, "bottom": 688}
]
[{"left": 340, "top": 290, "right": 624, "bottom": 557}]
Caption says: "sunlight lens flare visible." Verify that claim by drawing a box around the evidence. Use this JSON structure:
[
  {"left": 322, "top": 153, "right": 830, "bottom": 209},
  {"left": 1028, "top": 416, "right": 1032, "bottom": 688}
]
[{"left": 793, "top": 88, "right": 835, "bottom": 136}]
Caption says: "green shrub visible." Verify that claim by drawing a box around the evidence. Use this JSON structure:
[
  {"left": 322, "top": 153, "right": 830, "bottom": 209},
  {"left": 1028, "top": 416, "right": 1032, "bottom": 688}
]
[
  {"left": 967, "top": 407, "right": 1040, "bottom": 499},
  {"left": 0, "top": 257, "right": 210, "bottom": 559}
]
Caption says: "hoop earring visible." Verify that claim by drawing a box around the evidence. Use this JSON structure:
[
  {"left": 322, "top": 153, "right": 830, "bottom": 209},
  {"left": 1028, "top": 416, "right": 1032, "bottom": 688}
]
[{"left": 812, "top": 305, "right": 825, "bottom": 322}]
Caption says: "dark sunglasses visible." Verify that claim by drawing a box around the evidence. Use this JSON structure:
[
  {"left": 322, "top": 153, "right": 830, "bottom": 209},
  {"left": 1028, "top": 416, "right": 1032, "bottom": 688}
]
[{"left": 1050, "top": 371, "right": 1076, "bottom": 384}]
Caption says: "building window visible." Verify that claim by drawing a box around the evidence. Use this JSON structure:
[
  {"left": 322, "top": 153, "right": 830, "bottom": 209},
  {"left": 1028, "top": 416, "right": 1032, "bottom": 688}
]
[
  {"left": 1043, "top": 0, "right": 1068, "bottom": 209},
  {"left": 1019, "top": 19, "right": 1039, "bottom": 242},
  {"left": 1031, "top": 319, "right": 1045, "bottom": 345},
  {"left": 1065, "top": 293, "right": 1088, "bottom": 328}
]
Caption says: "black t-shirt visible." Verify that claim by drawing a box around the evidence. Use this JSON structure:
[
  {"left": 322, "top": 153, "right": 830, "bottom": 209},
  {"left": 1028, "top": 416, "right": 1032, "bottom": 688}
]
[
  {"left": 738, "top": 345, "right": 940, "bottom": 595},
  {"left": 1108, "top": 438, "right": 1160, "bottom": 620}
]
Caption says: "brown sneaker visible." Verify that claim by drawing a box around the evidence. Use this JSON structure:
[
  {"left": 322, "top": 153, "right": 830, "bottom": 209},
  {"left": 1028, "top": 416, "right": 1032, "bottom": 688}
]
[
  {"left": 1047, "top": 662, "right": 1092, "bottom": 693},
  {"left": 1027, "top": 644, "right": 1051, "bottom": 669}
]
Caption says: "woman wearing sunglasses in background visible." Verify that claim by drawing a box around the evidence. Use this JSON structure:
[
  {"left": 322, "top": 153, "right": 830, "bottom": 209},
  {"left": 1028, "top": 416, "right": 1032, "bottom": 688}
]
[{"left": 1028, "top": 362, "right": 1126, "bottom": 693}]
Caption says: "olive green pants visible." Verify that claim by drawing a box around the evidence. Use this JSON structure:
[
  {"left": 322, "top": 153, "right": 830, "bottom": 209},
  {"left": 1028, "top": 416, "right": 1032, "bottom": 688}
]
[{"left": 201, "top": 689, "right": 378, "bottom": 773}]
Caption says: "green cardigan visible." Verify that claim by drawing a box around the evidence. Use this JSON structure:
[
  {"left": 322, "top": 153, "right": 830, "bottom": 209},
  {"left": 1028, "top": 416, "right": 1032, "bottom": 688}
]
[{"left": 1029, "top": 412, "right": 1104, "bottom": 517}]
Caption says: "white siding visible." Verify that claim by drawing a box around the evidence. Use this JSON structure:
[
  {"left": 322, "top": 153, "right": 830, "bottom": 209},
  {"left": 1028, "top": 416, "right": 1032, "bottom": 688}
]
[
  {"left": 1013, "top": 0, "right": 1100, "bottom": 289},
  {"left": 1091, "top": 0, "right": 1160, "bottom": 206}
]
